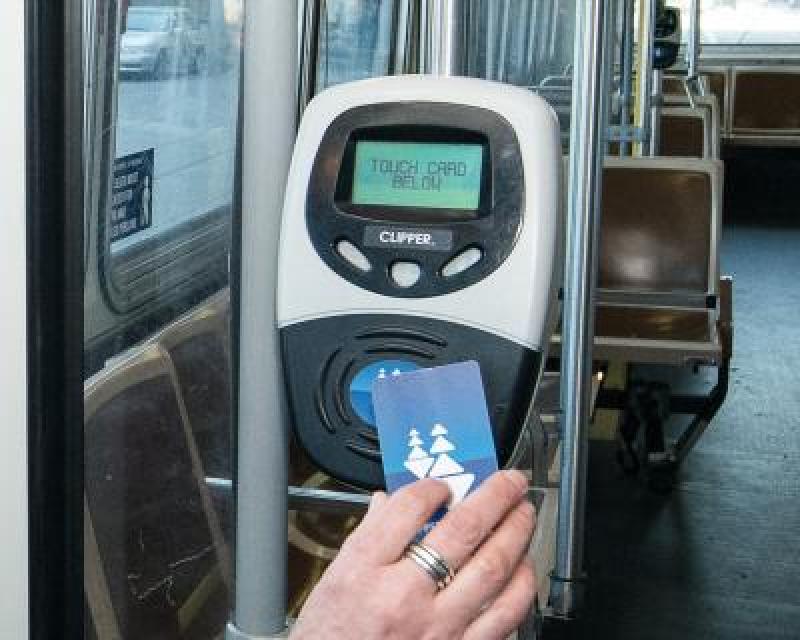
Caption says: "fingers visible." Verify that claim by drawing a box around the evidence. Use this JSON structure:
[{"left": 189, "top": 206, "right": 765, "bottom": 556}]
[
  {"left": 461, "top": 561, "right": 536, "bottom": 640},
  {"left": 365, "top": 491, "right": 388, "bottom": 516},
  {"left": 422, "top": 471, "right": 529, "bottom": 571},
  {"left": 437, "top": 500, "right": 535, "bottom": 617},
  {"left": 345, "top": 479, "right": 451, "bottom": 564}
]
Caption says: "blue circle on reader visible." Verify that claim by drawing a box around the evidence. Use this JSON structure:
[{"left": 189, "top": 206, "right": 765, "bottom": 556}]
[{"left": 349, "top": 360, "right": 420, "bottom": 426}]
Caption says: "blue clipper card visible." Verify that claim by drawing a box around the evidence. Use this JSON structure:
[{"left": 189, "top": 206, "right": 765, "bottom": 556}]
[{"left": 372, "top": 361, "right": 499, "bottom": 514}]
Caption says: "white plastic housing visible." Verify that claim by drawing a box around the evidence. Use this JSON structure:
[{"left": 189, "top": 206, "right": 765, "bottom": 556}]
[{"left": 277, "top": 75, "right": 561, "bottom": 351}]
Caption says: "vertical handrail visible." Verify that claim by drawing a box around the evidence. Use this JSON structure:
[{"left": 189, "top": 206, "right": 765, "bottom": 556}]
[
  {"left": 485, "top": 0, "right": 498, "bottom": 80},
  {"left": 524, "top": 0, "right": 541, "bottom": 84},
  {"left": 634, "top": 0, "right": 657, "bottom": 156},
  {"left": 421, "top": 0, "right": 464, "bottom": 76},
  {"left": 603, "top": 0, "right": 619, "bottom": 155},
  {"left": 551, "top": 0, "right": 607, "bottom": 620},
  {"left": 685, "top": 0, "right": 705, "bottom": 99},
  {"left": 297, "top": 0, "right": 321, "bottom": 117},
  {"left": 686, "top": 0, "right": 700, "bottom": 83},
  {"left": 649, "top": 67, "right": 663, "bottom": 155},
  {"left": 619, "top": 0, "right": 635, "bottom": 156},
  {"left": 496, "top": 0, "right": 511, "bottom": 82},
  {"left": 227, "top": 0, "right": 298, "bottom": 638},
  {"left": 391, "top": 0, "right": 416, "bottom": 75}
]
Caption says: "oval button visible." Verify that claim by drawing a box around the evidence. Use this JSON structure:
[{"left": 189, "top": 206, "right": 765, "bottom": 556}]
[
  {"left": 390, "top": 261, "right": 422, "bottom": 288},
  {"left": 441, "top": 247, "right": 483, "bottom": 278},
  {"left": 336, "top": 239, "right": 372, "bottom": 272}
]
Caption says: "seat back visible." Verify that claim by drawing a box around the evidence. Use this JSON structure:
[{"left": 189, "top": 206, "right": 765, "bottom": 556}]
[
  {"left": 732, "top": 67, "right": 800, "bottom": 134},
  {"left": 660, "top": 94, "right": 720, "bottom": 159},
  {"left": 663, "top": 70, "right": 730, "bottom": 132},
  {"left": 600, "top": 157, "right": 723, "bottom": 301},
  {"left": 84, "top": 344, "right": 230, "bottom": 639},
  {"left": 659, "top": 106, "right": 711, "bottom": 159},
  {"left": 157, "top": 291, "right": 231, "bottom": 480}
]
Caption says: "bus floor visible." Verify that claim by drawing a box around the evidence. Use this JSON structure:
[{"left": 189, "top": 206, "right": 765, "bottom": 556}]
[{"left": 545, "top": 148, "right": 800, "bottom": 640}]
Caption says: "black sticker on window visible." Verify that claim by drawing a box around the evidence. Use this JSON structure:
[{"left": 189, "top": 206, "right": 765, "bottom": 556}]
[{"left": 109, "top": 148, "right": 154, "bottom": 243}]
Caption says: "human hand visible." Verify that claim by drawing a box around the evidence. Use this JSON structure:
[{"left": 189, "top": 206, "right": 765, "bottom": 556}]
[{"left": 290, "top": 470, "right": 536, "bottom": 640}]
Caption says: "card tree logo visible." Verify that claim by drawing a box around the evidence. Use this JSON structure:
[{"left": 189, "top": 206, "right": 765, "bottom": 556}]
[{"left": 404, "top": 423, "right": 476, "bottom": 505}]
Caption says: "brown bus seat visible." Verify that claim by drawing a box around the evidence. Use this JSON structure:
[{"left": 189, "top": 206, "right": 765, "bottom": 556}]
[
  {"left": 731, "top": 67, "right": 800, "bottom": 145},
  {"left": 659, "top": 95, "right": 721, "bottom": 159},
  {"left": 659, "top": 109, "right": 708, "bottom": 158},
  {"left": 663, "top": 70, "right": 729, "bottom": 132},
  {"left": 595, "top": 157, "right": 725, "bottom": 366},
  {"left": 84, "top": 344, "right": 231, "bottom": 640},
  {"left": 587, "top": 157, "right": 733, "bottom": 476}
]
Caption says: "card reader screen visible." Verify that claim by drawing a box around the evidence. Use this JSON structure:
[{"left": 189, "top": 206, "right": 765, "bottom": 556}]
[{"left": 351, "top": 141, "right": 484, "bottom": 210}]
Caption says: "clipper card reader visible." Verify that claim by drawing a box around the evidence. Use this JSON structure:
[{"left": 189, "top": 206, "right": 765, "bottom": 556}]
[{"left": 278, "top": 76, "right": 562, "bottom": 489}]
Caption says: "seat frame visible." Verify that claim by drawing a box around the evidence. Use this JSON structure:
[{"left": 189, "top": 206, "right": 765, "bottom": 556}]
[{"left": 562, "top": 156, "right": 733, "bottom": 480}]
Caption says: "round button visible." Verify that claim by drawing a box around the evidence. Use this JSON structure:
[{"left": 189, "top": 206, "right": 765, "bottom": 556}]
[{"left": 391, "top": 261, "right": 422, "bottom": 288}]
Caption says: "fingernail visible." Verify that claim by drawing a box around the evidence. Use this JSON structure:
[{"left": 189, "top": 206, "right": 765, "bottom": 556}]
[{"left": 507, "top": 470, "right": 529, "bottom": 492}]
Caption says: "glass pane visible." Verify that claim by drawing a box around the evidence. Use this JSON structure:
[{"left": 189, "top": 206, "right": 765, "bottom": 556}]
[
  {"left": 672, "top": 0, "right": 800, "bottom": 45},
  {"left": 465, "top": 0, "right": 576, "bottom": 143},
  {"left": 112, "top": 4, "right": 239, "bottom": 252},
  {"left": 466, "top": 0, "right": 576, "bottom": 88},
  {"left": 84, "top": 1, "right": 242, "bottom": 638},
  {"left": 316, "top": 0, "right": 396, "bottom": 91}
]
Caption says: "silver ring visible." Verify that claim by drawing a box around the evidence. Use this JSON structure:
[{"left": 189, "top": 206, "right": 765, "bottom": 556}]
[{"left": 404, "top": 542, "right": 456, "bottom": 590}]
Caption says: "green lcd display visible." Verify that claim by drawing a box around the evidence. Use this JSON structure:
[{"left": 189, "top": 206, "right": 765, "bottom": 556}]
[{"left": 351, "top": 141, "right": 484, "bottom": 210}]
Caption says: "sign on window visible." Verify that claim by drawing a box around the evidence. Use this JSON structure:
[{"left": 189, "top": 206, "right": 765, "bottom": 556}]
[{"left": 110, "top": 148, "right": 154, "bottom": 243}]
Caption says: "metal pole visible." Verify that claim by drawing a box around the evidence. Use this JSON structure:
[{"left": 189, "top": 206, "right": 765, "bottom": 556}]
[
  {"left": 604, "top": 0, "right": 619, "bottom": 155},
  {"left": 485, "top": 0, "right": 498, "bottom": 79},
  {"left": 421, "top": 0, "right": 464, "bottom": 76},
  {"left": 497, "top": 0, "right": 511, "bottom": 82},
  {"left": 297, "top": 0, "right": 321, "bottom": 117},
  {"left": 634, "top": 0, "right": 657, "bottom": 156},
  {"left": 390, "top": 0, "right": 415, "bottom": 75},
  {"left": 525, "top": 0, "right": 541, "bottom": 83},
  {"left": 227, "top": 0, "right": 298, "bottom": 638},
  {"left": 685, "top": 0, "right": 706, "bottom": 98},
  {"left": 619, "top": 0, "right": 635, "bottom": 156},
  {"left": 649, "top": 68, "right": 662, "bottom": 156},
  {"left": 551, "top": 0, "right": 607, "bottom": 619},
  {"left": 686, "top": 0, "right": 700, "bottom": 82}
]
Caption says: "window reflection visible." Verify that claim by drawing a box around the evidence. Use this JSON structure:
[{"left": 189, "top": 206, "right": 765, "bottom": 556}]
[
  {"left": 113, "top": 1, "right": 241, "bottom": 252},
  {"left": 466, "top": 0, "right": 576, "bottom": 88},
  {"left": 316, "top": 0, "right": 396, "bottom": 91},
  {"left": 85, "top": 1, "right": 242, "bottom": 638}
]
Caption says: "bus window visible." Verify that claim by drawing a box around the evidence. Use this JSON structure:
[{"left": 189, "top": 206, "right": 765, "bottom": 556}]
[
  {"left": 673, "top": 0, "right": 800, "bottom": 45},
  {"left": 84, "top": 2, "right": 242, "bottom": 636},
  {"left": 463, "top": 0, "right": 576, "bottom": 144},
  {"left": 96, "top": 1, "right": 242, "bottom": 317},
  {"left": 467, "top": 0, "right": 576, "bottom": 88},
  {"left": 316, "top": 0, "right": 396, "bottom": 91}
]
